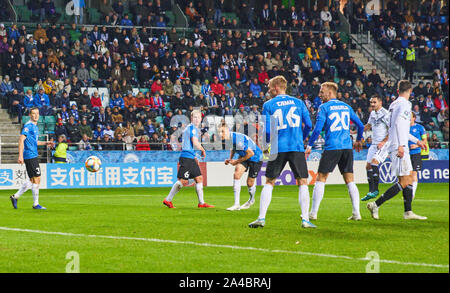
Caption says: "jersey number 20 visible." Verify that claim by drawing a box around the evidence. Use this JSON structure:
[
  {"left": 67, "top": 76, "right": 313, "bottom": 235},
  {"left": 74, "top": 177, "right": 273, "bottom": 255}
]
[
  {"left": 329, "top": 112, "right": 350, "bottom": 132},
  {"left": 273, "top": 107, "right": 300, "bottom": 130}
]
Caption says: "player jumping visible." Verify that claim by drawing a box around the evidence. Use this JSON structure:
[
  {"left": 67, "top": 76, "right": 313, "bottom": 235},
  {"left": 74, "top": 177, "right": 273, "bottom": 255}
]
[
  {"left": 218, "top": 122, "right": 263, "bottom": 211},
  {"left": 367, "top": 80, "right": 427, "bottom": 220},
  {"left": 306, "top": 82, "right": 364, "bottom": 221},
  {"left": 361, "top": 94, "right": 391, "bottom": 201},
  {"left": 163, "top": 110, "right": 214, "bottom": 209},
  {"left": 10, "top": 107, "right": 53, "bottom": 210},
  {"left": 248, "top": 76, "right": 315, "bottom": 228}
]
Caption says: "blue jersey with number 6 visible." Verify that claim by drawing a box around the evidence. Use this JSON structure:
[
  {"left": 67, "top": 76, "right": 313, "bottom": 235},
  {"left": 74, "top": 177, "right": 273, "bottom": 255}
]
[
  {"left": 308, "top": 99, "right": 364, "bottom": 150},
  {"left": 262, "top": 94, "right": 312, "bottom": 154}
]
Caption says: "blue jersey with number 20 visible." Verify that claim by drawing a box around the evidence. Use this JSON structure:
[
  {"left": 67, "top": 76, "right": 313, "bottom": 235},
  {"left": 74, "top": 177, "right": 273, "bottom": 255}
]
[
  {"left": 308, "top": 99, "right": 364, "bottom": 150},
  {"left": 262, "top": 94, "right": 312, "bottom": 154}
]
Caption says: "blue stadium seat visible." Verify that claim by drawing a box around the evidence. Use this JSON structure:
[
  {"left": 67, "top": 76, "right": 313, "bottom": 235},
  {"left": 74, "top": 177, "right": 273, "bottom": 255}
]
[
  {"left": 440, "top": 16, "right": 447, "bottom": 24},
  {"left": 426, "top": 40, "right": 434, "bottom": 48},
  {"left": 435, "top": 40, "right": 442, "bottom": 49}
]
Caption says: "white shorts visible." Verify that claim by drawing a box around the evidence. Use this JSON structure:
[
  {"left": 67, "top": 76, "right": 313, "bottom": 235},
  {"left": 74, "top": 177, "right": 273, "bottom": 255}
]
[
  {"left": 389, "top": 149, "right": 413, "bottom": 177},
  {"left": 366, "top": 142, "right": 390, "bottom": 164}
]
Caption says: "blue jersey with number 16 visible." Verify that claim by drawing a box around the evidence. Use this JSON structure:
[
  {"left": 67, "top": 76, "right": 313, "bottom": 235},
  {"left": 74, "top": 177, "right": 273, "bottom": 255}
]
[
  {"left": 262, "top": 94, "right": 312, "bottom": 154},
  {"left": 308, "top": 99, "right": 364, "bottom": 150}
]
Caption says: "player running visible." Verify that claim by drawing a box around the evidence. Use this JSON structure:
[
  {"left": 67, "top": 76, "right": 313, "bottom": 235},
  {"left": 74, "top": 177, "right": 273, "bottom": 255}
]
[
  {"left": 367, "top": 80, "right": 427, "bottom": 220},
  {"left": 361, "top": 94, "right": 391, "bottom": 201},
  {"left": 163, "top": 110, "right": 214, "bottom": 209},
  {"left": 409, "top": 112, "right": 427, "bottom": 199},
  {"left": 305, "top": 82, "right": 364, "bottom": 221},
  {"left": 10, "top": 107, "right": 53, "bottom": 210},
  {"left": 218, "top": 123, "right": 263, "bottom": 211},
  {"left": 248, "top": 76, "right": 315, "bottom": 229}
]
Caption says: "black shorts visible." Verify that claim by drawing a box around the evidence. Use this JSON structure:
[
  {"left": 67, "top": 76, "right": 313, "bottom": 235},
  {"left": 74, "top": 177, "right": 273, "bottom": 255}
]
[
  {"left": 177, "top": 157, "right": 202, "bottom": 179},
  {"left": 318, "top": 149, "right": 353, "bottom": 174},
  {"left": 410, "top": 153, "right": 423, "bottom": 172},
  {"left": 24, "top": 157, "right": 41, "bottom": 179},
  {"left": 265, "top": 152, "right": 308, "bottom": 179},
  {"left": 240, "top": 160, "right": 263, "bottom": 178}
]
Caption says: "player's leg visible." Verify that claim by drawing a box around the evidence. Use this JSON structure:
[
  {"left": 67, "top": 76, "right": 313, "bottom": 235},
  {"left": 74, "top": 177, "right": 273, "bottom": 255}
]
[
  {"left": 410, "top": 153, "right": 422, "bottom": 199},
  {"left": 10, "top": 179, "right": 32, "bottom": 209},
  {"left": 365, "top": 145, "right": 376, "bottom": 198},
  {"left": 30, "top": 175, "right": 45, "bottom": 209},
  {"left": 310, "top": 150, "right": 340, "bottom": 219},
  {"left": 411, "top": 171, "right": 418, "bottom": 199},
  {"left": 249, "top": 154, "right": 286, "bottom": 228},
  {"left": 164, "top": 178, "right": 185, "bottom": 208},
  {"left": 343, "top": 173, "right": 361, "bottom": 220},
  {"left": 241, "top": 161, "right": 262, "bottom": 209},
  {"left": 193, "top": 164, "right": 214, "bottom": 208},
  {"left": 227, "top": 164, "right": 245, "bottom": 211}
]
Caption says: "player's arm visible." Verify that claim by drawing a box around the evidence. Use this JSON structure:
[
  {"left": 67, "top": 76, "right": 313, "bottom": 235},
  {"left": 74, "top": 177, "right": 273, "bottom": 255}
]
[
  {"left": 301, "top": 101, "right": 312, "bottom": 140},
  {"left": 225, "top": 150, "right": 235, "bottom": 165},
  {"left": 306, "top": 106, "right": 326, "bottom": 157},
  {"left": 378, "top": 135, "right": 389, "bottom": 149},
  {"left": 364, "top": 123, "right": 372, "bottom": 132},
  {"left": 231, "top": 149, "right": 254, "bottom": 166},
  {"left": 261, "top": 103, "right": 271, "bottom": 153},
  {"left": 17, "top": 134, "right": 26, "bottom": 164},
  {"left": 191, "top": 136, "right": 206, "bottom": 159},
  {"left": 350, "top": 108, "right": 364, "bottom": 152}
]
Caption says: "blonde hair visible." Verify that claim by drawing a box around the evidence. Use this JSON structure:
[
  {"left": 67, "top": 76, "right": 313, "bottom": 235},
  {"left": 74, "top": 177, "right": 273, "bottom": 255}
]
[
  {"left": 321, "top": 81, "right": 338, "bottom": 94},
  {"left": 269, "top": 75, "right": 287, "bottom": 91},
  {"left": 191, "top": 109, "right": 202, "bottom": 118}
]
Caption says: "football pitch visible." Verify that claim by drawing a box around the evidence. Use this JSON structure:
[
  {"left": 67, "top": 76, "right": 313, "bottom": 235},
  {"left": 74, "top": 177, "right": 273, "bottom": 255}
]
[{"left": 0, "top": 183, "right": 448, "bottom": 273}]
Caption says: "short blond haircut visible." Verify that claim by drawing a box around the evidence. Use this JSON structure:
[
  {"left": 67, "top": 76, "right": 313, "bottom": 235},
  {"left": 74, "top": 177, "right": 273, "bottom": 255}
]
[
  {"left": 269, "top": 75, "right": 287, "bottom": 91},
  {"left": 321, "top": 81, "right": 338, "bottom": 95},
  {"left": 191, "top": 109, "right": 202, "bottom": 118}
]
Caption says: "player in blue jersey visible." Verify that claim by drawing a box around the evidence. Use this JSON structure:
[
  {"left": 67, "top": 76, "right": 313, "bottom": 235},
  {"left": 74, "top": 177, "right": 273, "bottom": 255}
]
[
  {"left": 218, "top": 122, "right": 263, "bottom": 211},
  {"left": 409, "top": 112, "right": 427, "bottom": 199},
  {"left": 10, "top": 107, "right": 53, "bottom": 210},
  {"left": 248, "top": 76, "right": 315, "bottom": 228},
  {"left": 163, "top": 110, "right": 214, "bottom": 209},
  {"left": 305, "top": 82, "right": 364, "bottom": 221}
]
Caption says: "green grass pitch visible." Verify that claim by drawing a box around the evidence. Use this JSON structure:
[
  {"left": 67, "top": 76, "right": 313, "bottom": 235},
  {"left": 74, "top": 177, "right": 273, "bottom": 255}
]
[{"left": 0, "top": 183, "right": 448, "bottom": 273}]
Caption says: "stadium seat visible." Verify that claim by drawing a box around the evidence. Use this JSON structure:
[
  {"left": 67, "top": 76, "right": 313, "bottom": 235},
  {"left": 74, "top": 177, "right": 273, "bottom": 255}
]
[
  {"left": 432, "top": 117, "right": 439, "bottom": 126},
  {"left": 434, "top": 131, "right": 444, "bottom": 141},
  {"left": 23, "top": 87, "right": 33, "bottom": 93},
  {"left": 165, "top": 11, "right": 175, "bottom": 25},
  {"left": 44, "top": 116, "right": 57, "bottom": 124},
  {"left": 165, "top": 102, "right": 171, "bottom": 111},
  {"left": 155, "top": 116, "right": 164, "bottom": 124},
  {"left": 298, "top": 53, "right": 305, "bottom": 60},
  {"left": 68, "top": 146, "right": 78, "bottom": 151},
  {"left": 38, "top": 116, "right": 44, "bottom": 123},
  {"left": 435, "top": 40, "right": 442, "bottom": 49},
  {"left": 139, "top": 88, "right": 150, "bottom": 94},
  {"left": 426, "top": 40, "right": 434, "bottom": 48},
  {"left": 22, "top": 116, "right": 30, "bottom": 124},
  {"left": 440, "top": 16, "right": 447, "bottom": 24}
]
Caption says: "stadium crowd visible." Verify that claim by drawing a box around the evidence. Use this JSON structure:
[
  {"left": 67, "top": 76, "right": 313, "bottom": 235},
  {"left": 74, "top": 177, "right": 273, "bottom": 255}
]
[{"left": 0, "top": 0, "right": 448, "bottom": 152}]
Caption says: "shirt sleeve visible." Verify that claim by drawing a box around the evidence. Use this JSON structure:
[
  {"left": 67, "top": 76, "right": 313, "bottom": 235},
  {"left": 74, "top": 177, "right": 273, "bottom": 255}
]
[
  {"left": 393, "top": 102, "right": 411, "bottom": 147},
  {"left": 262, "top": 103, "right": 271, "bottom": 143},
  {"left": 349, "top": 107, "right": 364, "bottom": 141},
  {"left": 300, "top": 100, "right": 312, "bottom": 140},
  {"left": 367, "top": 112, "right": 375, "bottom": 126},
  {"left": 308, "top": 105, "right": 326, "bottom": 147},
  {"left": 21, "top": 124, "right": 31, "bottom": 136}
]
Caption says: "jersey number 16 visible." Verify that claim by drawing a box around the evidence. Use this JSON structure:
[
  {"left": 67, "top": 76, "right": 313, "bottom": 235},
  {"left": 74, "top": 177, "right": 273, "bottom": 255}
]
[{"left": 273, "top": 107, "right": 301, "bottom": 130}]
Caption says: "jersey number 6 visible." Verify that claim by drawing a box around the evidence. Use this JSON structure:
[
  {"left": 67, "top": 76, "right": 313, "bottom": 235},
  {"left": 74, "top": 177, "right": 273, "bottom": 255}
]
[{"left": 273, "top": 107, "right": 301, "bottom": 130}]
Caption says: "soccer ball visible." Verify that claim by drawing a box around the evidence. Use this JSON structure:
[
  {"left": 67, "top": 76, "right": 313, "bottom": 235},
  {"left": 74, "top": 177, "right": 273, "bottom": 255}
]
[{"left": 85, "top": 156, "right": 102, "bottom": 173}]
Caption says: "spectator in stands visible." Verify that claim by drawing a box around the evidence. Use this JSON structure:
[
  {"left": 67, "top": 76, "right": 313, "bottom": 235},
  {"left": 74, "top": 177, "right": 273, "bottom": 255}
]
[
  {"left": 99, "top": 133, "right": 114, "bottom": 150},
  {"left": 442, "top": 120, "right": 449, "bottom": 142},
  {"left": 429, "top": 133, "right": 441, "bottom": 149},
  {"left": 79, "top": 117, "right": 93, "bottom": 139},
  {"left": 136, "top": 135, "right": 150, "bottom": 151},
  {"left": 66, "top": 116, "right": 81, "bottom": 143},
  {"left": 78, "top": 133, "right": 92, "bottom": 151}
]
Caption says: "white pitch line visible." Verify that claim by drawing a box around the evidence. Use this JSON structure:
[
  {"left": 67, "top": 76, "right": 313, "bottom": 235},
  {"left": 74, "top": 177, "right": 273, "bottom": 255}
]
[{"left": 0, "top": 226, "right": 448, "bottom": 269}]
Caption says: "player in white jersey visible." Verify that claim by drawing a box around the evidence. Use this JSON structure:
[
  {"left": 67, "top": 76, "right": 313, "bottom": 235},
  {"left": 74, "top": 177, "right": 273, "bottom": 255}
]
[
  {"left": 361, "top": 94, "right": 391, "bottom": 201},
  {"left": 367, "top": 80, "right": 427, "bottom": 220}
]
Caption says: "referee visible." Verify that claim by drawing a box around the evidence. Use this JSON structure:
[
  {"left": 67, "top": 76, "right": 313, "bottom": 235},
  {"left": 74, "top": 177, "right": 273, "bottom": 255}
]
[{"left": 10, "top": 107, "right": 53, "bottom": 210}]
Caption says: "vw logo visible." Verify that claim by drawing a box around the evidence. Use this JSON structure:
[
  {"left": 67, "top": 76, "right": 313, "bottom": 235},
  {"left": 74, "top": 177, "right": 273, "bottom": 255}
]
[{"left": 379, "top": 161, "right": 397, "bottom": 183}]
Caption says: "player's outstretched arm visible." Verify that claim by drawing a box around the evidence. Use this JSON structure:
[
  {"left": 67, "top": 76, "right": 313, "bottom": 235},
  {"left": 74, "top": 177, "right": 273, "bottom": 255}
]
[{"left": 192, "top": 136, "right": 206, "bottom": 159}]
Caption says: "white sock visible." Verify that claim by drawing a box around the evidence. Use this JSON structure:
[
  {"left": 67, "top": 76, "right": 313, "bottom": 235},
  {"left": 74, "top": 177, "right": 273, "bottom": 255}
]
[
  {"left": 14, "top": 181, "right": 32, "bottom": 199},
  {"left": 412, "top": 181, "right": 418, "bottom": 199},
  {"left": 248, "top": 184, "right": 256, "bottom": 202},
  {"left": 233, "top": 179, "right": 241, "bottom": 206},
  {"left": 311, "top": 181, "right": 325, "bottom": 216},
  {"left": 31, "top": 184, "right": 40, "bottom": 207},
  {"left": 258, "top": 184, "right": 273, "bottom": 220},
  {"left": 195, "top": 183, "right": 204, "bottom": 204},
  {"left": 166, "top": 181, "right": 183, "bottom": 202},
  {"left": 299, "top": 185, "right": 310, "bottom": 221},
  {"left": 347, "top": 182, "right": 360, "bottom": 216}
]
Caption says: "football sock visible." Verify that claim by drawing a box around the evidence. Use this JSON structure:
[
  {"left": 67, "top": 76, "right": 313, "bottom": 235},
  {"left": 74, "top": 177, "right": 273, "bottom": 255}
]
[
  {"left": 412, "top": 181, "right": 418, "bottom": 199},
  {"left": 403, "top": 185, "right": 413, "bottom": 212},
  {"left": 375, "top": 182, "right": 402, "bottom": 207},
  {"left": 14, "top": 181, "right": 32, "bottom": 199},
  {"left": 347, "top": 182, "right": 360, "bottom": 216},
  {"left": 258, "top": 184, "right": 273, "bottom": 220},
  {"left": 166, "top": 180, "right": 183, "bottom": 202},
  {"left": 195, "top": 183, "right": 204, "bottom": 204},
  {"left": 31, "top": 184, "right": 40, "bottom": 207},
  {"left": 311, "top": 181, "right": 325, "bottom": 216},
  {"left": 233, "top": 179, "right": 241, "bottom": 206},
  {"left": 371, "top": 164, "right": 380, "bottom": 192},
  {"left": 366, "top": 169, "right": 374, "bottom": 192},
  {"left": 299, "top": 185, "right": 310, "bottom": 221},
  {"left": 248, "top": 184, "right": 256, "bottom": 202}
]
